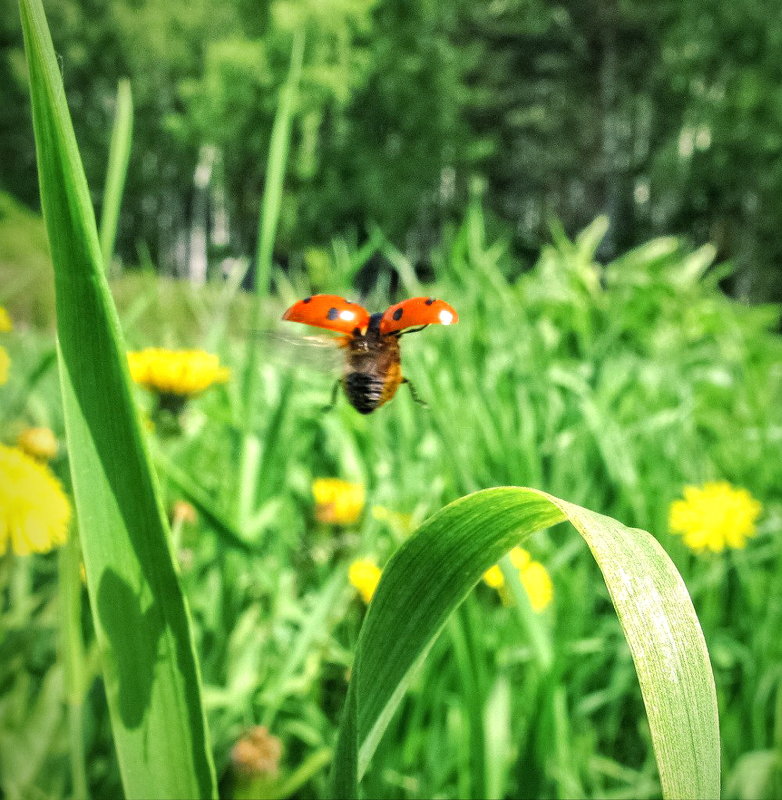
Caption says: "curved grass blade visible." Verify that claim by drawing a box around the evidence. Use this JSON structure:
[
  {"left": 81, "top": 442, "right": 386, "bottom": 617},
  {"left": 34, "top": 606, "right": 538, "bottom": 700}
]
[
  {"left": 331, "top": 487, "right": 719, "bottom": 800},
  {"left": 19, "top": 0, "right": 216, "bottom": 796}
]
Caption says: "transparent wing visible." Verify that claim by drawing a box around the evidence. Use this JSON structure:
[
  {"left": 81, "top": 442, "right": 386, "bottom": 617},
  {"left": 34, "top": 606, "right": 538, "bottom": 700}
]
[{"left": 251, "top": 330, "right": 345, "bottom": 374}]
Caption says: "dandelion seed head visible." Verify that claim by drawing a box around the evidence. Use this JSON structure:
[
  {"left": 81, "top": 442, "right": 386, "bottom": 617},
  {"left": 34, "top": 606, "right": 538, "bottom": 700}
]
[
  {"left": 231, "top": 726, "right": 282, "bottom": 779},
  {"left": 17, "top": 427, "right": 59, "bottom": 462}
]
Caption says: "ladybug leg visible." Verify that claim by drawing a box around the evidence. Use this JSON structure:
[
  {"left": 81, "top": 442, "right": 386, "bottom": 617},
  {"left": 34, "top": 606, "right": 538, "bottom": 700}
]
[
  {"left": 321, "top": 379, "right": 341, "bottom": 412},
  {"left": 403, "top": 378, "right": 428, "bottom": 408},
  {"left": 394, "top": 324, "right": 429, "bottom": 337}
]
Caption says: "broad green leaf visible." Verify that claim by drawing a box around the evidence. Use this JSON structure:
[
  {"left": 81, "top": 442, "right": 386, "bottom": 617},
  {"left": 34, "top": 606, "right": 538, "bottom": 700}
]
[
  {"left": 19, "top": 0, "right": 216, "bottom": 797},
  {"left": 331, "top": 487, "right": 719, "bottom": 800}
]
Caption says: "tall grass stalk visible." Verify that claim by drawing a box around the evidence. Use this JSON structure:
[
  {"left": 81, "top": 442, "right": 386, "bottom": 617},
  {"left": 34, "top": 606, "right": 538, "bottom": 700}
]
[
  {"left": 237, "top": 29, "right": 305, "bottom": 527},
  {"left": 448, "top": 601, "right": 489, "bottom": 799},
  {"left": 99, "top": 78, "right": 133, "bottom": 272},
  {"left": 499, "top": 558, "right": 585, "bottom": 797},
  {"left": 58, "top": 536, "right": 88, "bottom": 800}
]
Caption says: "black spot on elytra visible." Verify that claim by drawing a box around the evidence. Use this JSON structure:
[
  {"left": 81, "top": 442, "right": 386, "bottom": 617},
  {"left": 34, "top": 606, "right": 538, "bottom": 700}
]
[
  {"left": 425, "top": 297, "right": 436, "bottom": 305},
  {"left": 327, "top": 307, "right": 339, "bottom": 321},
  {"left": 392, "top": 307, "right": 404, "bottom": 321},
  {"left": 303, "top": 296, "right": 312, "bottom": 303},
  {"left": 352, "top": 327, "right": 361, "bottom": 336}
]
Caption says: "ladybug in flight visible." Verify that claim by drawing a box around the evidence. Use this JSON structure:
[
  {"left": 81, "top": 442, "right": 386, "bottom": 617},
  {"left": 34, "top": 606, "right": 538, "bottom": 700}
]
[{"left": 282, "top": 294, "right": 458, "bottom": 414}]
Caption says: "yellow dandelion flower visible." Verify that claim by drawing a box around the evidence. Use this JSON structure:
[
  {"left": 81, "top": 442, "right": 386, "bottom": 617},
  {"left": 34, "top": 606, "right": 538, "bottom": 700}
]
[
  {"left": 127, "top": 348, "right": 230, "bottom": 397},
  {"left": 521, "top": 561, "right": 554, "bottom": 612},
  {"left": 0, "top": 346, "right": 9, "bottom": 385},
  {"left": 349, "top": 558, "right": 382, "bottom": 604},
  {"left": 482, "top": 563, "right": 504, "bottom": 589},
  {"left": 371, "top": 504, "right": 414, "bottom": 533},
  {"left": 508, "top": 546, "right": 532, "bottom": 570},
  {"left": 17, "top": 427, "right": 59, "bottom": 462},
  {"left": 312, "top": 478, "right": 365, "bottom": 525},
  {"left": 669, "top": 481, "right": 762, "bottom": 553},
  {"left": 0, "top": 444, "right": 71, "bottom": 555},
  {"left": 482, "top": 546, "right": 553, "bottom": 612},
  {"left": 0, "top": 306, "right": 12, "bottom": 332}
]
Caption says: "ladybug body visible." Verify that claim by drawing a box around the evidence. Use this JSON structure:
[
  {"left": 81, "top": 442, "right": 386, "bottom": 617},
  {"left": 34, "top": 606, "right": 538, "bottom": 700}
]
[
  {"left": 342, "top": 312, "right": 403, "bottom": 414},
  {"left": 282, "top": 295, "right": 458, "bottom": 414}
]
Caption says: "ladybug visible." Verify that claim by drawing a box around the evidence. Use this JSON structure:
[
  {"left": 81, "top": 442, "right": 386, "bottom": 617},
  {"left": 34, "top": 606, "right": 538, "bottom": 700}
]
[{"left": 282, "top": 294, "right": 458, "bottom": 414}]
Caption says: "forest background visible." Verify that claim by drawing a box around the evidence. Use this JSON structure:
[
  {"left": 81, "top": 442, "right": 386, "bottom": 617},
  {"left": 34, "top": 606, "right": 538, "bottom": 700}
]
[{"left": 2, "top": 0, "right": 782, "bottom": 301}]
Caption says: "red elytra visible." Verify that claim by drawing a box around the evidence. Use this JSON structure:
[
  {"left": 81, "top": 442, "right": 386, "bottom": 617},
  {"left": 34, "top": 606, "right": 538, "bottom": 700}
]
[
  {"left": 379, "top": 296, "right": 458, "bottom": 334},
  {"left": 282, "top": 294, "right": 371, "bottom": 335},
  {"left": 282, "top": 294, "right": 458, "bottom": 336}
]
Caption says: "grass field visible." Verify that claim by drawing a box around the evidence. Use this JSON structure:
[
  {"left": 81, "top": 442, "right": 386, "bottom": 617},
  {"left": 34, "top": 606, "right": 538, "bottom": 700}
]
[{"left": 3, "top": 200, "right": 781, "bottom": 798}]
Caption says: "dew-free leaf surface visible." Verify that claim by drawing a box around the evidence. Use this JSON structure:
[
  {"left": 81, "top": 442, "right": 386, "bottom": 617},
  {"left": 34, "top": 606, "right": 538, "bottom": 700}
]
[
  {"left": 19, "top": 0, "right": 216, "bottom": 796},
  {"left": 332, "top": 487, "right": 719, "bottom": 800}
]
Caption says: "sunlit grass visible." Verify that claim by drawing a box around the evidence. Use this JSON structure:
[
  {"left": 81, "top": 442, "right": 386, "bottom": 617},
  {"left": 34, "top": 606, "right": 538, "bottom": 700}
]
[
  {"left": 7, "top": 193, "right": 782, "bottom": 799},
  {"left": 6, "top": 185, "right": 782, "bottom": 796}
]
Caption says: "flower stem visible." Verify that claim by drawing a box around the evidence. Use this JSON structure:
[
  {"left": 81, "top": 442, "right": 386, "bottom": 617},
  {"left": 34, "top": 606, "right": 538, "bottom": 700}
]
[{"left": 59, "top": 535, "right": 89, "bottom": 799}]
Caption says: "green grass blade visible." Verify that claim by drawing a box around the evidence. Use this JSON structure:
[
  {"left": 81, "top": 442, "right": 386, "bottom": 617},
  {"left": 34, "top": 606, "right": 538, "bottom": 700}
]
[
  {"left": 59, "top": 536, "right": 89, "bottom": 800},
  {"left": 331, "top": 487, "right": 719, "bottom": 800},
  {"left": 19, "top": 0, "right": 216, "bottom": 796},
  {"left": 238, "top": 29, "right": 305, "bottom": 526},
  {"left": 99, "top": 78, "right": 133, "bottom": 271},
  {"left": 154, "top": 449, "right": 258, "bottom": 554},
  {"left": 253, "top": 28, "right": 305, "bottom": 305},
  {"left": 0, "top": 346, "right": 56, "bottom": 428},
  {"left": 483, "top": 676, "right": 512, "bottom": 800}
]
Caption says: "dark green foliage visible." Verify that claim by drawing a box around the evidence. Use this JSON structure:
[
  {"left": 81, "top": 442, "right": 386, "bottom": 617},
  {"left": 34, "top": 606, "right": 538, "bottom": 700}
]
[{"left": 3, "top": 0, "right": 782, "bottom": 296}]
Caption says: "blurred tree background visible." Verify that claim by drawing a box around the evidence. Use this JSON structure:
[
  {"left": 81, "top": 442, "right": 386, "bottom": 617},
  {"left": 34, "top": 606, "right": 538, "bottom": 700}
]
[{"left": 2, "top": 0, "right": 782, "bottom": 299}]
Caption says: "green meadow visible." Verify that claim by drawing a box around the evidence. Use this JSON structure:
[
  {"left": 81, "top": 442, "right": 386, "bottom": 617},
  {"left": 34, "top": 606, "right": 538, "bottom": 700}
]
[{"left": 2, "top": 1, "right": 781, "bottom": 799}]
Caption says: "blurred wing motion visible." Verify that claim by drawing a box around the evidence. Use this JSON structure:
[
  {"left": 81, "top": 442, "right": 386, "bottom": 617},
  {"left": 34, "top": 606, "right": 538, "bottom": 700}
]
[
  {"left": 379, "top": 297, "right": 459, "bottom": 334},
  {"left": 282, "top": 294, "right": 371, "bottom": 335},
  {"left": 253, "top": 330, "right": 345, "bottom": 374}
]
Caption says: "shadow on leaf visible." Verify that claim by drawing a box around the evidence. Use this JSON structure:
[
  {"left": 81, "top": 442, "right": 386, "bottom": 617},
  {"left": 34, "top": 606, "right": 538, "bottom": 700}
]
[{"left": 97, "top": 568, "right": 164, "bottom": 729}]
